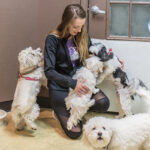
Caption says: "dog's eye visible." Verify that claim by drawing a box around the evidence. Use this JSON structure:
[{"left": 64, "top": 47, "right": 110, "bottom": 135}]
[
  {"left": 92, "top": 127, "right": 96, "bottom": 130},
  {"left": 102, "top": 127, "right": 105, "bottom": 130}
]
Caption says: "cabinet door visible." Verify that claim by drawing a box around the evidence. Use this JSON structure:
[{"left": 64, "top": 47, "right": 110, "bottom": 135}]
[
  {"left": 88, "top": 0, "right": 107, "bottom": 39},
  {"left": 0, "top": 0, "right": 80, "bottom": 102}
]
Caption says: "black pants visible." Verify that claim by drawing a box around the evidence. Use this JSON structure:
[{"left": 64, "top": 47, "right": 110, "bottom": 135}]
[{"left": 49, "top": 89, "right": 110, "bottom": 139}]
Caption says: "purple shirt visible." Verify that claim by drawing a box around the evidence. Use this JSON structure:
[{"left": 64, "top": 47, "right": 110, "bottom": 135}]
[{"left": 66, "top": 38, "right": 79, "bottom": 67}]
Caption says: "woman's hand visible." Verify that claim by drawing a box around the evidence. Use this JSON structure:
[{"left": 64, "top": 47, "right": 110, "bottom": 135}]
[{"left": 74, "top": 79, "right": 90, "bottom": 97}]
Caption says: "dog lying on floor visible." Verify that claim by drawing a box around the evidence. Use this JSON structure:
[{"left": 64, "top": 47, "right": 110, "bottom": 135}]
[
  {"left": 11, "top": 47, "right": 46, "bottom": 130},
  {"left": 65, "top": 56, "right": 103, "bottom": 130},
  {"left": 83, "top": 112, "right": 150, "bottom": 150}
]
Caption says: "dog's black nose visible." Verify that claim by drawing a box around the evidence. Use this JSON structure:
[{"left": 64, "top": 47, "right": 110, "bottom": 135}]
[{"left": 98, "top": 132, "right": 102, "bottom": 137}]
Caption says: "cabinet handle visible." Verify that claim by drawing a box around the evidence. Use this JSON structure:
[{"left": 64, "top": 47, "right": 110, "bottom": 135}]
[{"left": 91, "top": 5, "right": 105, "bottom": 15}]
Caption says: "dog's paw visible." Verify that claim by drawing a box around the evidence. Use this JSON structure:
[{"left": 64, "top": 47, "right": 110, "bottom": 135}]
[
  {"left": 67, "top": 121, "right": 73, "bottom": 130},
  {"left": 93, "top": 88, "right": 99, "bottom": 94},
  {"left": 31, "top": 125, "right": 37, "bottom": 130},
  {"left": 115, "top": 115, "right": 121, "bottom": 119},
  {"left": 26, "top": 121, "right": 37, "bottom": 130},
  {"left": 30, "top": 122, "right": 38, "bottom": 130},
  {"left": 15, "top": 122, "right": 25, "bottom": 131},
  {"left": 16, "top": 127, "right": 24, "bottom": 131},
  {"left": 115, "top": 114, "right": 126, "bottom": 119}
]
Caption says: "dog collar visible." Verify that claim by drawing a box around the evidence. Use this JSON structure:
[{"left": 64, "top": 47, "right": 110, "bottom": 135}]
[
  {"left": 20, "top": 65, "right": 40, "bottom": 75},
  {"left": 18, "top": 65, "right": 40, "bottom": 81},
  {"left": 18, "top": 73, "right": 40, "bottom": 81}
]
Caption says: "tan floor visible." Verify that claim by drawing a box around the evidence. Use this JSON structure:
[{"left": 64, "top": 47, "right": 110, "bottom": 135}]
[{"left": 0, "top": 109, "right": 115, "bottom": 150}]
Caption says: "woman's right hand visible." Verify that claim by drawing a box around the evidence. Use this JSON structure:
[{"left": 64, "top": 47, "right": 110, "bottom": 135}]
[{"left": 74, "top": 79, "right": 90, "bottom": 97}]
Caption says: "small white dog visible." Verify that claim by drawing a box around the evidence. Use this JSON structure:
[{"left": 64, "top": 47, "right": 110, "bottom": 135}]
[
  {"left": 11, "top": 47, "right": 45, "bottom": 130},
  {"left": 65, "top": 56, "right": 103, "bottom": 130},
  {"left": 83, "top": 113, "right": 150, "bottom": 150}
]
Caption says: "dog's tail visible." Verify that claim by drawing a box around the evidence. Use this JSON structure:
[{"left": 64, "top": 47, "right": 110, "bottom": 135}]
[
  {"left": 138, "top": 88, "right": 150, "bottom": 114},
  {"left": 136, "top": 80, "right": 150, "bottom": 114},
  {"left": 129, "top": 78, "right": 150, "bottom": 114}
]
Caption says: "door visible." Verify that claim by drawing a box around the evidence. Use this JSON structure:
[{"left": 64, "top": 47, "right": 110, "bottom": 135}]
[{"left": 87, "top": 0, "right": 107, "bottom": 39}]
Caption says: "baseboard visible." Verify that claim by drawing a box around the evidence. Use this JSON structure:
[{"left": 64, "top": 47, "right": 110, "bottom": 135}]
[
  {"left": 0, "top": 96, "right": 52, "bottom": 112},
  {"left": 0, "top": 97, "right": 118, "bottom": 115}
]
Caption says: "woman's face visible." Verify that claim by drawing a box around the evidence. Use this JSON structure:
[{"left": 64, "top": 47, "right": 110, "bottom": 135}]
[{"left": 68, "top": 17, "right": 86, "bottom": 36}]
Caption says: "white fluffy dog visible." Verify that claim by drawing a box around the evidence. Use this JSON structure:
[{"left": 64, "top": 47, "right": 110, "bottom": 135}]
[
  {"left": 83, "top": 113, "right": 150, "bottom": 150},
  {"left": 65, "top": 56, "right": 103, "bottom": 130},
  {"left": 11, "top": 47, "right": 45, "bottom": 130}
]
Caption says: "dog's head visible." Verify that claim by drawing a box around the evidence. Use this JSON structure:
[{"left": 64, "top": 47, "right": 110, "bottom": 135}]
[
  {"left": 18, "top": 47, "right": 43, "bottom": 72},
  {"left": 113, "top": 67, "right": 129, "bottom": 88},
  {"left": 85, "top": 56, "right": 103, "bottom": 77},
  {"left": 83, "top": 117, "right": 113, "bottom": 149},
  {"left": 97, "top": 46, "right": 114, "bottom": 62},
  {"left": 89, "top": 42, "right": 113, "bottom": 62}
]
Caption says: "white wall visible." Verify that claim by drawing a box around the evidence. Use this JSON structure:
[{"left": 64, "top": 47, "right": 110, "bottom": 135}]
[{"left": 92, "top": 39, "right": 150, "bottom": 113}]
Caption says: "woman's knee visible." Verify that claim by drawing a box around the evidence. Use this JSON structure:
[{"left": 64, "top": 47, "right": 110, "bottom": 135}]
[
  {"left": 100, "top": 97, "right": 110, "bottom": 111},
  {"left": 54, "top": 109, "right": 83, "bottom": 139}
]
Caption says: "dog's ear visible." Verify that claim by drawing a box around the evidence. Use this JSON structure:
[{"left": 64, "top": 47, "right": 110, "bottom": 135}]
[
  {"left": 121, "top": 72, "right": 129, "bottom": 88},
  {"left": 85, "top": 59, "right": 93, "bottom": 70},
  {"left": 36, "top": 47, "right": 41, "bottom": 51},
  {"left": 108, "top": 52, "right": 114, "bottom": 59},
  {"left": 82, "top": 124, "right": 92, "bottom": 148},
  {"left": 113, "top": 67, "right": 120, "bottom": 78}
]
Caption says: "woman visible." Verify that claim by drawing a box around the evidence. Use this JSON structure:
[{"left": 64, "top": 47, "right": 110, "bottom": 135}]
[{"left": 44, "top": 4, "right": 110, "bottom": 139}]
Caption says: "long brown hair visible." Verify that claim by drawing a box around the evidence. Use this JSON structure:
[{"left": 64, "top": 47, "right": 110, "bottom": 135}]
[{"left": 49, "top": 4, "right": 89, "bottom": 62}]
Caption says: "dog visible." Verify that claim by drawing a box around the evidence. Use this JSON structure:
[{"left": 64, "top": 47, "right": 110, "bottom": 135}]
[
  {"left": 89, "top": 42, "right": 150, "bottom": 118},
  {"left": 112, "top": 67, "right": 150, "bottom": 118},
  {"left": 65, "top": 56, "right": 103, "bottom": 130},
  {"left": 89, "top": 40, "right": 112, "bottom": 62},
  {"left": 11, "top": 47, "right": 46, "bottom": 130},
  {"left": 83, "top": 113, "right": 150, "bottom": 150}
]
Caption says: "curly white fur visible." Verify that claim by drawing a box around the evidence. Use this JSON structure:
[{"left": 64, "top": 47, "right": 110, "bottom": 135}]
[
  {"left": 112, "top": 75, "right": 150, "bottom": 118},
  {"left": 11, "top": 47, "right": 46, "bottom": 130},
  {"left": 89, "top": 43, "right": 150, "bottom": 118},
  {"left": 83, "top": 114, "right": 150, "bottom": 150},
  {"left": 65, "top": 56, "right": 103, "bottom": 130},
  {"left": 97, "top": 55, "right": 122, "bottom": 85}
]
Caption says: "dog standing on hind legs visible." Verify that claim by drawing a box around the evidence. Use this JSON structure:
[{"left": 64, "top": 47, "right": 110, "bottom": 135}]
[
  {"left": 89, "top": 41, "right": 150, "bottom": 118},
  {"left": 11, "top": 47, "right": 46, "bottom": 130},
  {"left": 112, "top": 67, "right": 150, "bottom": 118}
]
